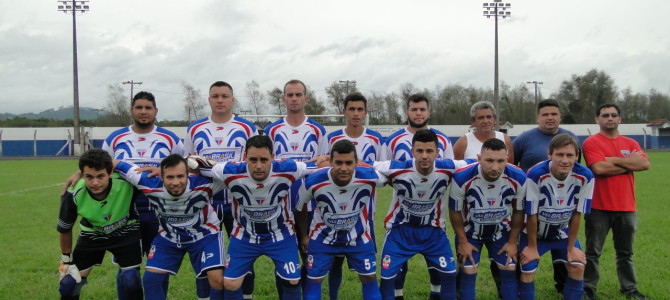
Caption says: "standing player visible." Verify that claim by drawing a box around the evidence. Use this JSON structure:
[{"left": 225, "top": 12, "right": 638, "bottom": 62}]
[
  {"left": 380, "top": 93, "right": 453, "bottom": 299},
  {"left": 448, "top": 138, "right": 526, "bottom": 300},
  {"left": 297, "top": 140, "right": 386, "bottom": 300},
  {"left": 115, "top": 155, "right": 226, "bottom": 300},
  {"left": 582, "top": 104, "right": 650, "bottom": 300},
  {"left": 518, "top": 134, "right": 594, "bottom": 300},
  {"left": 325, "top": 92, "right": 384, "bottom": 299},
  {"left": 453, "top": 101, "right": 513, "bottom": 162},
  {"left": 184, "top": 81, "right": 257, "bottom": 299},
  {"left": 57, "top": 149, "right": 143, "bottom": 300},
  {"left": 375, "top": 129, "right": 472, "bottom": 300}
]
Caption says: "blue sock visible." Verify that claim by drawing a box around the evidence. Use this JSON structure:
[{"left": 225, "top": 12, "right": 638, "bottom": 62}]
[
  {"left": 143, "top": 272, "right": 168, "bottom": 300},
  {"left": 196, "top": 277, "right": 209, "bottom": 299},
  {"left": 223, "top": 288, "right": 242, "bottom": 300},
  {"left": 562, "top": 277, "right": 584, "bottom": 300},
  {"left": 361, "top": 280, "right": 382, "bottom": 300},
  {"left": 499, "top": 270, "right": 518, "bottom": 300},
  {"left": 116, "top": 269, "right": 126, "bottom": 300},
  {"left": 282, "top": 281, "right": 302, "bottom": 300},
  {"left": 329, "top": 259, "right": 344, "bottom": 300},
  {"left": 429, "top": 268, "right": 441, "bottom": 297},
  {"left": 440, "top": 272, "right": 457, "bottom": 299},
  {"left": 380, "top": 278, "right": 396, "bottom": 300},
  {"left": 519, "top": 281, "right": 535, "bottom": 300},
  {"left": 459, "top": 272, "right": 477, "bottom": 300},
  {"left": 394, "top": 262, "right": 407, "bottom": 292},
  {"left": 304, "top": 280, "right": 322, "bottom": 300}
]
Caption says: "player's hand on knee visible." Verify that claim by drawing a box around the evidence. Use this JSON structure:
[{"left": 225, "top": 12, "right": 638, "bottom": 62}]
[
  {"left": 567, "top": 246, "right": 586, "bottom": 265},
  {"left": 498, "top": 242, "right": 518, "bottom": 266},
  {"left": 59, "top": 254, "right": 81, "bottom": 283},
  {"left": 457, "top": 242, "right": 478, "bottom": 266},
  {"left": 520, "top": 246, "right": 540, "bottom": 265}
]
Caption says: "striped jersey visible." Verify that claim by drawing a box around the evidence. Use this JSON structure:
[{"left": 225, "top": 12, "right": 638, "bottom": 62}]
[
  {"left": 327, "top": 128, "right": 384, "bottom": 162},
  {"left": 375, "top": 159, "right": 471, "bottom": 229},
  {"left": 380, "top": 127, "right": 454, "bottom": 161},
  {"left": 298, "top": 166, "right": 386, "bottom": 246},
  {"left": 116, "top": 161, "right": 223, "bottom": 244},
  {"left": 449, "top": 163, "right": 527, "bottom": 241},
  {"left": 525, "top": 160, "right": 594, "bottom": 240},
  {"left": 202, "top": 160, "right": 315, "bottom": 244},
  {"left": 264, "top": 117, "right": 328, "bottom": 161}
]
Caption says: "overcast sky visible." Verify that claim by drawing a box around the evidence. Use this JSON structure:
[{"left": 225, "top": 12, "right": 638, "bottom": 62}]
[{"left": 1, "top": 0, "right": 669, "bottom": 120}]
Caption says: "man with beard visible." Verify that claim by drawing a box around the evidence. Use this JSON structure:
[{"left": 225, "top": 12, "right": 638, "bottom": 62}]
[{"left": 380, "top": 93, "right": 453, "bottom": 299}]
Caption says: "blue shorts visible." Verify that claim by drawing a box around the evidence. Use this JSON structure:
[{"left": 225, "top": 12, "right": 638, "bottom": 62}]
[
  {"left": 146, "top": 232, "right": 225, "bottom": 277},
  {"left": 307, "top": 241, "right": 377, "bottom": 279},
  {"left": 380, "top": 225, "right": 456, "bottom": 279},
  {"left": 455, "top": 234, "right": 515, "bottom": 268},
  {"left": 519, "top": 233, "right": 582, "bottom": 272},
  {"left": 225, "top": 236, "right": 301, "bottom": 280}
]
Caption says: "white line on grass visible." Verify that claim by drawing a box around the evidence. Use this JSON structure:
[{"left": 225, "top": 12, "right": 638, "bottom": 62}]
[{"left": 0, "top": 183, "right": 62, "bottom": 196}]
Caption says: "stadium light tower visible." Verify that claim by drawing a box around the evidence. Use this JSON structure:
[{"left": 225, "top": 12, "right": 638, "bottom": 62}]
[
  {"left": 526, "top": 80, "right": 543, "bottom": 106},
  {"left": 58, "top": 0, "right": 89, "bottom": 155},
  {"left": 483, "top": 0, "right": 511, "bottom": 126}
]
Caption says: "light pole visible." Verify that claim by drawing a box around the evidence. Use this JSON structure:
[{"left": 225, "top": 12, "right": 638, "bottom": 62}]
[
  {"left": 526, "top": 81, "right": 543, "bottom": 106},
  {"left": 58, "top": 0, "right": 89, "bottom": 155},
  {"left": 122, "top": 80, "right": 143, "bottom": 102},
  {"left": 483, "top": 0, "right": 511, "bottom": 126}
]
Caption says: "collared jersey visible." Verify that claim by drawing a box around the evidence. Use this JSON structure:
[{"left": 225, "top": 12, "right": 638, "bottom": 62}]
[
  {"left": 184, "top": 116, "right": 257, "bottom": 161},
  {"left": 264, "top": 117, "right": 328, "bottom": 161},
  {"left": 327, "top": 128, "right": 384, "bottom": 162},
  {"left": 375, "top": 159, "right": 471, "bottom": 229},
  {"left": 299, "top": 166, "right": 386, "bottom": 246},
  {"left": 381, "top": 127, "right": 454, "bottom": 161},
  {"left": 202, "top": 160, "right": 315, "bottom": 244},
  {"left": 449, "top": 163, "right": 527, "bottom": 241},
  {"left": 525, "top": 160, "right": 594, "bottom": 240},
  {"left": 116, "top": 161, "right": 223, "bottom": 244}
]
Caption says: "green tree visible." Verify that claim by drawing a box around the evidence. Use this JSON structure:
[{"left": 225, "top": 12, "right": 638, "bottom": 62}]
[
  {"left": 553, "top": 69, "right": 618, "bottom": 124},
  {"left": 100, "top": 83, "right": 131, "bottom": 126},
  {"left": 304, "top": 88, "right": 326, "bottom": 115},
  {"left": 266, "top": 87, "right": 284, "bottom": 115},
  {"left": 646, "top": 89, "right": 670, "bottom": 121},
  {"left": 325, "top": 81, "right": 359, "bottom": 114}
]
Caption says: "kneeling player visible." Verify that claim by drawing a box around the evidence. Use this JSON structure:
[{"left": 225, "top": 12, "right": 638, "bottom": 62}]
[
  {"left": 57, "top": 149, "right": 143, "bottom": 300},
  {"left": 297, "top": 140, "right": 386, "bottom": 300},
  {"left": 519, "top": 134, "right": 593, "bottom": 300}
]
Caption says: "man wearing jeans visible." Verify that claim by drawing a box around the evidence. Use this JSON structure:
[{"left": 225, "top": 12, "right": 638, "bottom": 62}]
[{"left": 582, "top": 103, "right": 650, "bottom": 300}]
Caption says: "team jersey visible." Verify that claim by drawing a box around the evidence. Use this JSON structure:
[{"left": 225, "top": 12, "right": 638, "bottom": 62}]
[
  {"left": 264, "top": 117, "right": 328, "bottom": 161},
  {"left": 298, "top": 166, "right": 386, "bottom": 246},
  {"left": 375, "top": 159, "right": 471, "bottom": 229},
  {"left": 449, "top": 163, "right": 527, "bottom": 241},
  {"left": 525, "top": 160, "right": 594, "bottom": 240},
  {"left": 201, "top": 160, "right": 316, "bottom": 244},
  {"left": 116, "top": 161, "right": 224, "bottom": 244},
  {"left": 327, "top": 128, "right": 384, "bottom": 162},
  {"left": 102, "top": 125, "right": 184, "bottom": 213},
  {"left": 381, "top": 127, "right": 454, "bottom": 161},
  {"left": 184, "top": 116, "right": 257, "bottom": 161},
  {"left": 57, "top": 177, "right": 140, "bottom": 249}
]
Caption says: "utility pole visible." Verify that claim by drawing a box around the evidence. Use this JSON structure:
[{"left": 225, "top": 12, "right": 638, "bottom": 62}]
[
  {"left": 122, "top": 80, "right": 143, "bottom": 102},
  {"left": 526, "top": 81, "right": 543, "bottom": 106},
  {"left": 483, "top": 0, "right": 511, "bottom": 127},
  {"left": 58, "top": 0, "right": 89, "bottom": 155},
  {"left": 338, "top": 80, "right": 357, "bottom": 95}
]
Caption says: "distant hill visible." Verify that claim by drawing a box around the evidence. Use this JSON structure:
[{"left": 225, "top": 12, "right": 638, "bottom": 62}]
[{"left": 0, "top": 106, "right": 109, "bottom": 121}]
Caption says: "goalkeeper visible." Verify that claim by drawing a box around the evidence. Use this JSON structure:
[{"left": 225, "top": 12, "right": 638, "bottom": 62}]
[{"left": 56, "top": 149, "right": 143, "bottom": 300}]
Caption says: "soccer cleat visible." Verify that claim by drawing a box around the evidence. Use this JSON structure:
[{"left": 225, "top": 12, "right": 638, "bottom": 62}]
[{"left": 623, "top": 290, "right": 648, "bottom": 300}]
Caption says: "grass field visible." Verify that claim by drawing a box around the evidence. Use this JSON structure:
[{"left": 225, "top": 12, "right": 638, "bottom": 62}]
[{"left": 0, "top": 154, "right": 669, "bottom": 299}]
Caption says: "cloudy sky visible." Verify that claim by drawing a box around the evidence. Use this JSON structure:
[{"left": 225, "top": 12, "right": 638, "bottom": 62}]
[{"left": 1, "top": 0, "right": 668, "bottom": 120}]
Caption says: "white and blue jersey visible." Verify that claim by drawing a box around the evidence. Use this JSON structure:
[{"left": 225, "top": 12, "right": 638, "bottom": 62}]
[
  {"left": 202, "top": 160, "right": 316, "bottom": 244},
  {"left": 449, "top": 163, "right": 527, "bottom": 241},
  {"left": 264, "top": 117, "right": 328, "bottom": 161},
  {"left": 380, "top": 127, "right": 454, "bottom": 161},
  {"left": 375, "top": 159, "right": 471, "bottom": 229},
  {"left": 299, "top": 166, "right": 386, "bottom": 246},
  {"left": 327, "top": 128, "right": 384, "bottom": 162},
  {"left": 184, "top": 116, "right": 257, "bottom": 162},
  {"left": 525, "top": 160, "right": 594, "bottom": 241},
  {"left": 116, "top": 161, "right": 223, "bottom": 244}
]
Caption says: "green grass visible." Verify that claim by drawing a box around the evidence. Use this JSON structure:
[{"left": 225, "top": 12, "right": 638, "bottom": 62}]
[{"left": 0, "top": 154, "right": 669, "bottom": 299}]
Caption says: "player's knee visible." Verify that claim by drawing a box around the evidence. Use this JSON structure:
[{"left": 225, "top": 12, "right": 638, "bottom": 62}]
[
  {"left": 59, "top": 276, "right": 87, "bottom": 297},
  {"left": 224, "top": 277, "right": 244, "bottom": 291},
  {"left": 358, "top": 274, "right": 377, "bottom": 283},
  {"left": 520, "top": 271, "right": 536, "bottom": 283},
  {"left": 279, "top": 278, "right": 301, "bottom": 288},
  {"left": 566, "top": 262, "right": 585, "bottom": 278},
  {"left": 118, "top": 267, "right": 142, "bottom": 291}
]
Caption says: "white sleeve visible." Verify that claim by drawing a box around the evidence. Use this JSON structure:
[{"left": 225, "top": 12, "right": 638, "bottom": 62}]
[
  {"left": 442, "top": 139, "right": 455, "bottom": 160},
  {"left": 514, "top": 180, "right": 527, "bottom": 211},
  {"left": 183, "top": 128, "right": 196, "bottom": 155},
  {"left": 200, "top": 163, "right": 230, "bottom": 189},
  {"left": 524, "top": 180, "right": 540, "bottom": 215},
  {"left": 296, "top": 180, "right": 312, "bottom": 209},
  {"left": 372, "top": 160, "right": 392, "bottom": 176},
  {"left": 449, "top": 182, "right": 465, "bottom": 211},
  {"left": 577, "top": 178, "right": 595, "bottom": 213}
]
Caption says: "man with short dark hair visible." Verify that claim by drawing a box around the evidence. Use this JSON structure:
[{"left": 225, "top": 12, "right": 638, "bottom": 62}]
[{"left": 582, "top": 104, "right": 650, "bottom": 300}]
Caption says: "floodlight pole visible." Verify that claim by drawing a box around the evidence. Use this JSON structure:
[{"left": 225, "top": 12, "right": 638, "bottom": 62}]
[
  {"left": 58, "top": 0, "right": 89, "bottom": 155},
  {"left": 483, "top": 0, "right": 511, "bottom": 128},
  {"left": 526, "top": 81, "right": 543, "bottom": 106}
]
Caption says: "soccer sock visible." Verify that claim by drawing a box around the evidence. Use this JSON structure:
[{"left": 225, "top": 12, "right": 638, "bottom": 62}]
[
  {"left": 562, "top": 277, "right": 584, "bottom": 300},
  {"left": 242, "top": 270, "right": 255, "bottom": 299},
  {"left": 380, "top": 278, "right": 396, "bottom": 300},
  {"left": 394, "top": 262, "right": 408, "bottom": 293},
  {"left": 222, "top": 288, "right": 242, "bottom": 300},
  {"left": 275, "top": 274, "right": 285, "bottom": 299},
  {"left": 429, "top": 268, "right": 441, "bottom": 297},
  {"left": 195, "top": 277, "right": 210, "bottom": 299},
  {"left": 499, "top": 269, "right": 518, "bottom": 300},
  {"left": 281, "top": 280, "right": 303, "bottom": 300},
  {"left": 116, "top": 269, "right": 127, "bottom": 300},
  {"left": 328, "top": 258, "right": 344, "bottom": 300},
  {"left": 143, "top": 272, "right": 168, "bottom": 300},
  {"left": 361, "top": 280, "right": 382, "bottom": 300},
  {"left": 459, "top": 272, "right": 477, "bottom": 300},
  {"left": 439, "top": 272, "right": 457, "bottom": 300},
  {"left": 304, "top": 280, "right": 322, "bottom": 300},
  {"left": 518, "top": 281, "right": 535, "bottom": 300}
]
